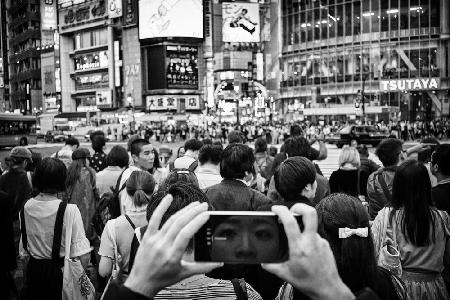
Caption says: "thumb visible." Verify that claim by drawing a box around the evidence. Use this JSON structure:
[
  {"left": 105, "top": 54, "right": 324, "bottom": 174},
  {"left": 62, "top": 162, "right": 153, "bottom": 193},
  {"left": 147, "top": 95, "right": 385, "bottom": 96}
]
[{"left": 261, "top": 263, "right": 287, "bottom": 278}]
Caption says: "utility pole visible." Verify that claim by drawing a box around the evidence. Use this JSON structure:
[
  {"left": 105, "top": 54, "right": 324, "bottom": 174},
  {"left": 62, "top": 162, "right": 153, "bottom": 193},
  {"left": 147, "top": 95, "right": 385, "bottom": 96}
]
[{"left": 361, "top": 77, "right": 366, "bottom": 124}]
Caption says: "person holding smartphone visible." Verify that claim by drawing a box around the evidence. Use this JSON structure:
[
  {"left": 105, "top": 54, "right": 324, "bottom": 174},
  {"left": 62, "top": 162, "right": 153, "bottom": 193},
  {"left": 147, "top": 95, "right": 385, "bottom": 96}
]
[{"left": 102, "top": 198, "right": 380, "bottom": 300}]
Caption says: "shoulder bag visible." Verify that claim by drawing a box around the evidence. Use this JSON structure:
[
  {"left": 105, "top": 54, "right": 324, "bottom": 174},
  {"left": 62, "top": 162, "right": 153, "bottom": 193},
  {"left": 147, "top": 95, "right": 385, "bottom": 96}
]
[
  {"left": 377, "top": 208, "right": 402, "bottom": 277},
  {"left": 62, "top": 205, "right": 95, "bottom": 300}
]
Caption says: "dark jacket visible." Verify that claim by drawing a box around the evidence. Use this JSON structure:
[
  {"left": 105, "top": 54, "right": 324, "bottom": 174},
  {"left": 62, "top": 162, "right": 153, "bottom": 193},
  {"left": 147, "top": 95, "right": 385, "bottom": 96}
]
[
  {"left": 204, "top": 179, "right": 274, "bottom": 211},
  {"left": 0, "top": 190, "right": 16, "bottom": 272},
  {"left": 433, "top": 181, "right": 450, "bottom": 215},
  {"left": 0, "top": 167, "right": 32, "bottom": 220}
]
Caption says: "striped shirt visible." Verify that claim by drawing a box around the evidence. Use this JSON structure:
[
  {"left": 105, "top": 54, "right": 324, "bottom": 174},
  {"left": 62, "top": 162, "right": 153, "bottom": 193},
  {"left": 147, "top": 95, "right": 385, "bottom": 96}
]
[{"left": 154, "top": 275, "right": 262, "bottom": 300}]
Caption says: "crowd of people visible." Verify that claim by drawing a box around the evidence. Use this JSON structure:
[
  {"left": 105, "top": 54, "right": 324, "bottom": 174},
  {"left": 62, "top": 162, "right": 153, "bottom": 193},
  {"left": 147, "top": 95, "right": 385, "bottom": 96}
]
[{"left": 1, "top": 124, "right": 450, "bottom": 300}]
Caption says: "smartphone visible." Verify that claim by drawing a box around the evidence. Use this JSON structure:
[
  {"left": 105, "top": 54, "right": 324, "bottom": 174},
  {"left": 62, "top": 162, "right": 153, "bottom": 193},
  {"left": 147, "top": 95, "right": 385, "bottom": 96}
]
[{"left": 194, "top": 211, "right": 302, "bottom": 264}]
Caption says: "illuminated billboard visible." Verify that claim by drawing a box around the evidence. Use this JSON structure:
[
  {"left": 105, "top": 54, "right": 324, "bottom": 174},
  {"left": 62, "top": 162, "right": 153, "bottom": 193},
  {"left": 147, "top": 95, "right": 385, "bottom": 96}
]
[
  {"left": 139, "top": 0, "right": 203, "bottom": 39},
  {"left": 166, "top": 45, "right": 198, "bottom": 90},
  {"left": 222, "top": 2, "right": 260, "bottom": 43}
]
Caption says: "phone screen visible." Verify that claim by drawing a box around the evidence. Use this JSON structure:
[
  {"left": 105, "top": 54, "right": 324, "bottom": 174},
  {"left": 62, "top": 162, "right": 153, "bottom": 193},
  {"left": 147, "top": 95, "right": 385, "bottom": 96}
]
[{"left": 194, "top": 212, "right": 301, "bottom": 264}]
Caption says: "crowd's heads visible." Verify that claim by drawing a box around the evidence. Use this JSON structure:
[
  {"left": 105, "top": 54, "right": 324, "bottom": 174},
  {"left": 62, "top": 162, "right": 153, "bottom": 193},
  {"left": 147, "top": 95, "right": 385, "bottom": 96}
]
[
  {"left": 130, "top": 139, "right": 154, "bottom": 171},
  {"left": 159, "top": 169, "right": 199, "bottom": 191},
  {"left": 147, "top": 182, "right": 209, "bottom": 252},
  {"left": 392, "top": 159, "right": 434, "bottom": 246},
  {"left": 274, "top": 156, "right": 317, "bottom": 202},
  {"left": 283, "top": 136, "right": 312, "bottom": 158},
  {"left": 198, "top": 144, "right": 222, "bottom": 166},
  {"left": 107, "top": 145, "right": 129, "bottom": 168},
  {"left": 9, "top": 146, "right": 32, "bottom": 166},
  {"left": 177, "top": 146, "right": 185, "bottom": 158},
  {"left": 184, "top": 139, "right": 204, "bottom": 153},
  {"left": 72, "top": 148, "right": 91, "bottom": 161},
  {"left": 220, "top": 144, "right": 255, "bottom": 180},
  {"left": 269, "top": 146, "right": 278, "bottom": 157},
  {"left": 254, "top": 138, "right": 267, "bottom": 154},
  {"left": 33, "top": 157, "right": 67, "bottom": 194},
  {"left": 417, "top": 137, "right": 440, "bottom": 163},
  {"left": 90, "top": 131, "right": 106, "bottom": 153},
  {"left": 290, "top": 124, "right": 303, "bottom": 137},
  {"left": 65, "top": 137, "right": 80, "bottom": 150},
  {"left": 316, "top": 193, "right": 377, "bottom": 293},
  {"left": 375, "top": 138, "right": 403, "bottom": 167},
  {"left": 431, "top": 144, "right": 450, "bottom": 177},
  {"left": 228, "top": 130, "right": 246, "bottom": 144},
  {"left": 338, "top": 146, "right": 361, "bottom": 168},
  {"left": 127, "top": 134, "right": 141, "bottom": 151},
  {"left": 25, "top": 150, "right": 42, "bottom": 172},
  {"left": 126, "top": 171, "right": 156, "bottom": 207}
]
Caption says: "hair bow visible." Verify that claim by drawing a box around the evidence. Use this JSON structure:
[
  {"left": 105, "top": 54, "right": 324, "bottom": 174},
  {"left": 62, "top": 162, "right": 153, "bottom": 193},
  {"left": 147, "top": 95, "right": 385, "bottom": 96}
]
[{"left": 338, "top": 227, "right": 369, "bottom": 239}]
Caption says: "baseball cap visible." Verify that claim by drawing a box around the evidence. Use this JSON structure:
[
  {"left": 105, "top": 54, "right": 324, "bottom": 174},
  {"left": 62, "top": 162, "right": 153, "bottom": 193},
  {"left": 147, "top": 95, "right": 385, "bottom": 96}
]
[
  {"left": 9, "top": 147, "right": 32, "bottom": 160},
  {"left": 72, "top": 148, "right": 91, "bottom": 160}
]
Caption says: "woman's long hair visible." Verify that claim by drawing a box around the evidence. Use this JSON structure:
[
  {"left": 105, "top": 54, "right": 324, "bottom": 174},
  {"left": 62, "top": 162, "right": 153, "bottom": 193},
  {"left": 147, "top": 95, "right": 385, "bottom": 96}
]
[
  {"left": 390, "top": 159, "right": 435, "bottom": 246},
  {"left": 126, "top": 171, "right": 156, "bottom": 207},
  {"left": 65, "top": 158, "right": 95, "bottom": 190},
  {"left": 316, "top": 193, "right": 377, "bottom": 293}
]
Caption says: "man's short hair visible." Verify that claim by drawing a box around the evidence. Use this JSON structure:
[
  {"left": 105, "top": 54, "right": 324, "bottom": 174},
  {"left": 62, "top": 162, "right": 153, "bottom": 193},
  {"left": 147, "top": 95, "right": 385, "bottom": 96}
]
[
  {"left": 90, "top": 131, "right": 106, "bottom": 153},
  {"left": 65, "top": 137, "right": 79, "bottom": 147},
  {"left": 228, "top": 130, "right": 246, "bottom": 144},
  {"left": 33, "top": 157, "right": 67, "bottom": 193},
  {"left": 274, "top": 157, "right": 316, "bottom": 202},
  {"left": 283, "top": 136, "right": 312, "bottom": 158},
  {"left": 198, "top": 145, "right": 222, "bottom": 165},
  {"left": 107, "top": 145, "right": 129, "bottom": 168},
  {"left": 254, "top": 138, "right": 267, "bottom": 154},
  {"left": 130, "top": 139, "right": 150, "bottom": 157},
  {"left": 220, "top": 144, "right": 255, "bottom": 179},
  {"left": 375, "top": 138, "right": 403, "bottom": 167},
  {"left": 432, "top": 144, "right": 450, "bottom": 176},
  {"left": 184, "top": 139, "right": 203, "bottom": 152}
]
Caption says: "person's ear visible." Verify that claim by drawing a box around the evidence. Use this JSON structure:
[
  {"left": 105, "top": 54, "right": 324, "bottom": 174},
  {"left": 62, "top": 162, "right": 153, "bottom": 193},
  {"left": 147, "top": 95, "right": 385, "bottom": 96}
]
[{"left": 132, "top": 154, "right": 139, "bottom": 163}]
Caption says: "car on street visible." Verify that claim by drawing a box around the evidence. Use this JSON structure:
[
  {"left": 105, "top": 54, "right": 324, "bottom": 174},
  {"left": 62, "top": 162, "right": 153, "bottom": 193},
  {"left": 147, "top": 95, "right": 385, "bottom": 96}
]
[
  {"left": 44, "top": 130, "right": 68, "bottom": 143},
  {"left": 335, "top": 125, "right": 390, "bottom": 148}
]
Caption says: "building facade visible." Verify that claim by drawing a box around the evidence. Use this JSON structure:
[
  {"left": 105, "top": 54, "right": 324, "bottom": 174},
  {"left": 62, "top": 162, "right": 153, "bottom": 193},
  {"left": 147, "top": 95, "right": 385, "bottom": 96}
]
[
  {"left": 280, "top": 0, "right": 449, "bottom": 123},
  {"left": 58, "top": 0, "right": 121, "bottom": 113},
  {"left": 6, "top": 0, "right": 43, "bottom": 114},
  {"left": 0, "top": 0, "right": 9, "bottom": 112}
]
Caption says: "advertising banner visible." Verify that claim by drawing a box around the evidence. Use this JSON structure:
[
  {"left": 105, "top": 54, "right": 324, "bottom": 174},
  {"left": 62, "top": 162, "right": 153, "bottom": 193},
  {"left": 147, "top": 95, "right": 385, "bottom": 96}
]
[
  {"left": 74, "top": 51, "right": 108, "bottom": 71},
  {"left": 186, "top": 95, "right": 200, "bottom": 110},
  {"left": 96, "top": 90, "right": 112, "bottom": 106},
  {"left": 41, "top": 1, "right": 57, "bottom": 30},
  {"left": 222, "top": 2, "right": 260, "bottom": 43},
  {"left": 108, "top": 0, "right": 122, "bottom": 18},
  {"left": 166, "top": 45, "right": 199, "bottom": 90},
  {"left": 124, "top": 0, "right": 138, "bottom": 26},
  {"left": 203, "top": 0, "right": 213, "bottom": 58},
  {"left": 146, "top": 95, "right": 178, "bottom": 111},
  {"left": 139, "top": 0, "right": 203, "bottom": 39}
]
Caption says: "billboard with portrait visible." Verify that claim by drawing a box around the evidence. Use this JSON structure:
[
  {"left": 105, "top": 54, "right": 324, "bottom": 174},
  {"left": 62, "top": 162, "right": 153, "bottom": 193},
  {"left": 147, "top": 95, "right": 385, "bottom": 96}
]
[
  {"left": 222, "top": 2, "right": 260, "bottom": 43},
  {"left": 139, "top": 0, "right": 203, "bottom": 39}
]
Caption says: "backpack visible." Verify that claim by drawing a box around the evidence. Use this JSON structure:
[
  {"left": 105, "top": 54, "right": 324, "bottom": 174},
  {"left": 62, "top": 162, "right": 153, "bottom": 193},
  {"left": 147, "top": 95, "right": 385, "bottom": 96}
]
[
  {"left": 168, "top": 159, "right": 198, "bottom": 172},
  {"left": 92, "top": 170, "right": 127, "bottom": 236}
]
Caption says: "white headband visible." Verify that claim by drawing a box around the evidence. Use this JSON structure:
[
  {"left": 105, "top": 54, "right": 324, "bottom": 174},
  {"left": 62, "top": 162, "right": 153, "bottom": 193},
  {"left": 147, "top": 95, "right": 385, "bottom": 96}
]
[{"left": 338, "top": 227, "right": 369, "bottom": 239}]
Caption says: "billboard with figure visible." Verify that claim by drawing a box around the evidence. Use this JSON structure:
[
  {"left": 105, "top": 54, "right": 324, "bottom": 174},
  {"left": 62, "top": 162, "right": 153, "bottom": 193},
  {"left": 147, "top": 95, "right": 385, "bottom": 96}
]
[
  {"left": 222, "top": 2, "right": 260, "bottom": 43},
  {"left": 139, "top": 0, "right": 203, "bottom": 39}
]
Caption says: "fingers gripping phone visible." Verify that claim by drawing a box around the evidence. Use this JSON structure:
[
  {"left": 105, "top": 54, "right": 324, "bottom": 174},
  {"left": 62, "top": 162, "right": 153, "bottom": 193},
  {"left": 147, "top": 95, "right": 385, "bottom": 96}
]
[{"left": 194, "top": 211, "right": 303, "bottom": 264}]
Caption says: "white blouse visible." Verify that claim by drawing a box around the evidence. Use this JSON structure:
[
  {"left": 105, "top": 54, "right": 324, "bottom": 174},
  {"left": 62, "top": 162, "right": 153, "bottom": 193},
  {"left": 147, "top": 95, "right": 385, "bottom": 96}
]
[{"left": 22, "top": 198, "right": 91, "bottom": 259}]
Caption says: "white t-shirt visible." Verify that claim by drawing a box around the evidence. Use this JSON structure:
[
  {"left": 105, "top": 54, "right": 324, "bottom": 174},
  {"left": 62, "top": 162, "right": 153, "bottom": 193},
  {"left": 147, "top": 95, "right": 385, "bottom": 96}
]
[{"left": 22, "top": 198, "right": 91, "bottom": 259}]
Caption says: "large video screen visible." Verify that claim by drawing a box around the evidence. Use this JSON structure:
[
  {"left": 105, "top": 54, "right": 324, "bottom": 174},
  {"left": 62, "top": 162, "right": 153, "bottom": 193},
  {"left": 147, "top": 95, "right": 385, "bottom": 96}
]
[
  {"left": 166, "top": 45, "right": 198, "bottom": 89},
  {"left": 222, "top": 2, "right": 260, "bottom": 43},
  {"left": 139, "top": 0, "right": 204, "bottom": 39}
]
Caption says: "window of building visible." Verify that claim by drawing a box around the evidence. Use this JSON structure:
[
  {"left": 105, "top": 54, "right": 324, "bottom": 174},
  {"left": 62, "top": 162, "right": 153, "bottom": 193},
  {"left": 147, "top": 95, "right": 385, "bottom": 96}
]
[
  {"left": 430, "top": 0, "right": 439, "bottom": 27},
  {"left": 337, "top": 5, "right": 344, "bottom": 37},
  {"left": 390, "top": 0, "right": 399, "bottom": 31},
  {"left": 371, "top": 0, "right": 380, "bottom": 33},
  {"left": 419, "top": 1, "right": 430, "bottom": 28},
  {"left": 362, "top": 0, "right": 371, "bottom": 34},
  {"left": 353, "top": 1, "right": 361, "bottom": 35},
  {"left": 380, "top": 0, "right": 389, "bottom": 31},
  {"left": 399, "top": 0, "right": 409, "bottom": 30},
  {"left": 314, "top": 9, "right": 320, "bottom": 40}
]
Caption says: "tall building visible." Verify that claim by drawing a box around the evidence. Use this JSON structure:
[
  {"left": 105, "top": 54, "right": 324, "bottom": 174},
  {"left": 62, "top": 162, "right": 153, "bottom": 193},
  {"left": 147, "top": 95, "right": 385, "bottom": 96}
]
[
  {"left": 58, "top": 0, "right": 122, "bottom": 114},
  {"left": 0, "top": 0, "right": 9, "bottom": 112},
  {"left": 138, "top": 0, "right": 205, "bottom": 124},
  {"left": 279, "top": 0, "right": 449, "bottom": 123},
  {"left": 6, "top": 0, "right": 43, "bottom": 114}
]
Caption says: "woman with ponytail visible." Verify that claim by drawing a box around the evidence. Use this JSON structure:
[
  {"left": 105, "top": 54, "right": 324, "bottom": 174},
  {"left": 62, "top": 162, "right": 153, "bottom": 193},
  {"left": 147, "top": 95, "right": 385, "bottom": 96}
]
[{"left": 98, "top": 170, "right": 156, "bottom": 280}]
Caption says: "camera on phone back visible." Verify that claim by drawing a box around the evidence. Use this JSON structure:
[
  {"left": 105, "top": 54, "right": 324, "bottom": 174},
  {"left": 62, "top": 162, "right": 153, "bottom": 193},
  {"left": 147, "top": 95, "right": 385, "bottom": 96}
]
[{"left": 194, "top": 211, "right": 303, "bottom": 264}]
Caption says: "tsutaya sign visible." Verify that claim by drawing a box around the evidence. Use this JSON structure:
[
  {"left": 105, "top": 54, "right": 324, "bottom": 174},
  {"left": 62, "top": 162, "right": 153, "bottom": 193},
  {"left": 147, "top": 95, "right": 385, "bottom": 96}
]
[{"left": 380, "top": 78, "right": 440, "bottom": 92}]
